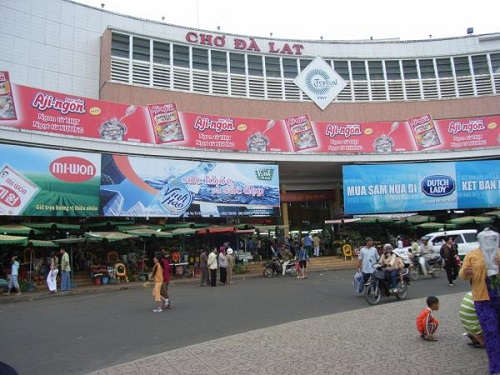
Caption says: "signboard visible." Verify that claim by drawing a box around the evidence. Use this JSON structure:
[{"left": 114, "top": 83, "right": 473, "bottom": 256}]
[
  {"left": 0, "top": 73, "right": 499, "bottom": 155},
  {"left": 100, "top": 154, "right": 280, "bottom": 218},
  {"left": 0, "top": 144, "right": 101, "bottom": 216},
  {"left": 293, "top": 57, "right": 346, "bottom": 110},
  {"left": 343, "top": 160, "right": 500, "bottom": 214}
]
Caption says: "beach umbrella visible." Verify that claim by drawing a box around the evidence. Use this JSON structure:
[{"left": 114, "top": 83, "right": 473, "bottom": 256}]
[
  {"left": 84, "top": 232, "right": 139, "bottom": 242},
  {"left": 447, "top": 216, "right": 494, "bottom": 225},
  {"left": 0, "top": 224, "right": 41, "bottom": 235},
  {"left": 123, "top": 228, "right": 173, "bottom": 238},
  {"left": 0, "top": 234, "right": 28, "bottom": 246},
  {"left": 482, "top": 210, "right": 500, "bottom": 219},
  {"left": 417, "top": 222, "right": 458, "bottom": 230}
]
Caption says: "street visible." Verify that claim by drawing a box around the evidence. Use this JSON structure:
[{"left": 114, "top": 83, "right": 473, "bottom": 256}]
[{"left": 0, "top": 269, "right": 470, "bottom": 375}]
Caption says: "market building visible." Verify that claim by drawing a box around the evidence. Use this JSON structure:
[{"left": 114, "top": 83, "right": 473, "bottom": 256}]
[{"left": 1, "top": 0, "right": 500, "bottom": 235}]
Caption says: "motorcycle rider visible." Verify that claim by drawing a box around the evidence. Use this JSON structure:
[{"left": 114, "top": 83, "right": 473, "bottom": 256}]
[
  {"left": 419, "top": 237, "right": 437, "bottom": 274},
  {"left": 379, "top": 243, "right": 404, "bottom": 293}
]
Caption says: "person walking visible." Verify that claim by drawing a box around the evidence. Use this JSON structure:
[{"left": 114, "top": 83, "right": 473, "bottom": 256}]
[
  {"left": 5, "top": 255, "right": 21, "bottom": 295},
  {"left": 313, "top": 234, "right": 321, "bottom": 257},
  {"left": 303, "top": 233, "right": 313, "bottom": 258},
  {"left": 46, "top": 252, "right": 59, "bottom": 293},
  {"left": 459, "top": 227, "right": 500, "bottom": 375},
  {"left": 151, "top": 253, "right": 164, "bottom": 313},
  {"left": 226, "top": 247, "right": 235, "bottom": 285},
  {"left": 199, "top": 248, "right": 209, "bottom": 286},
  {"left": 218, "top": 246, "right": 228, "bottom": 285},
  {"left": 59, "top": 247, "right": 71, "bottom": 291},
  {"left": 357, "top": 237, "right": 380, "bottom": 283},
  {"left": 297, "top": 244, "right": 310, "bottom": 279},
  {"left": 440, "top": 236, "right": 459, "bottom": 286},
  {"left": 207, "top": 247, "right": 218, "bottom": 287},
  {"left": 159, "top": 251, "right": 171, "bottom": 309}
]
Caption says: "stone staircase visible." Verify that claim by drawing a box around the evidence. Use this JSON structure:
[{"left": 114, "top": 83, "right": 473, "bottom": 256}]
[{"left": 70, "top": 255, "right": 358, "bottom": 289}]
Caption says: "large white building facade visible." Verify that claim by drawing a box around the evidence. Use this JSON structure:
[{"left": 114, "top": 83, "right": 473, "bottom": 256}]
[{"left": 1, "top": 0, "right": 499, "bottom": 230}]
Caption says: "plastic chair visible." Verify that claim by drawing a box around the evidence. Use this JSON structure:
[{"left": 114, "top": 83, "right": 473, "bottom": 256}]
[{"left": 342, "top": 244, "right": 353, "bottom": 260}]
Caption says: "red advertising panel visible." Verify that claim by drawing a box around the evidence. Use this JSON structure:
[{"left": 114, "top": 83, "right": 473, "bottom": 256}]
[
  {"left": 0, "top": 72, "right": 17, "bottom": 121},
  {"left": 0, "top": 81, "right": 154, "bottom": 143},
  {"left": 0, "top": 72, "right": 498, "bottom": 155}
]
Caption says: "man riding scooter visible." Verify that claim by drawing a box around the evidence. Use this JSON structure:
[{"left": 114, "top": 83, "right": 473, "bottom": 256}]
[
  {"left": 379, "top": 243, "right": 405, "bottom": 293},
  {"left": 419, "top": 237, "right": 440, "bottom": 275}
]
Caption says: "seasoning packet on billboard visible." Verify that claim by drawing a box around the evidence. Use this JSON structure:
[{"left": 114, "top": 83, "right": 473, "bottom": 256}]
[
  {"left": 407, "top": 114, "right": 441, "bottom": 150},
  {"left": 0, "top": 72, "right": 17, "bottom": 120},
  {"left": 148, "top": 103, "right": 184, "bottom": 144},
  {"left": 285, "top": 114, "right": 318, "bottom": 151},
  {"left": 0, "top": 164, "right": 40, "bottom": 215}
]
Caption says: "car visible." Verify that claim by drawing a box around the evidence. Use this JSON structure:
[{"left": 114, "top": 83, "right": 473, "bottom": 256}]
[
  {"left": 421, "top": 229, "right": 478, "bottom": 258},
  {"left": 396, "top": 229, "right": 479, "bottom": 259}
]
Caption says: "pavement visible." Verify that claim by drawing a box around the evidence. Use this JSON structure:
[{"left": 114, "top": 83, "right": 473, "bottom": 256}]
[
  {"left": 1, "top": 261, "right": 492, "bottom": 375},
  {"left": 82, "top": 291, "right": 489, "bottom": 375}
]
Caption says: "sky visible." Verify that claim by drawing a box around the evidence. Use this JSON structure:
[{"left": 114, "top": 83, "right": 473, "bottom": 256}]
[{"left": 73, "top": 0, "right": 500, "bottom": 41}]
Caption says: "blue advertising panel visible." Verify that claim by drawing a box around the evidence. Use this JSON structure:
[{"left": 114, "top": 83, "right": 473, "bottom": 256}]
[
  {"left": 343, "top": 160, "right": 500, "bottom": 214},
  {"left": 100, "top": 154, "right": 280, "bottom": 218},
  {"left": 0, "top": 143, "right": 101, "bottom": 216}
]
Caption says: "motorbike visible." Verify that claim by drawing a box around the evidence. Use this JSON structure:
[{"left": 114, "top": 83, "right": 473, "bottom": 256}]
[
  {"left": 263, "top": 257, "right": 297, "bottom": 278},
  {"left": 364, "top": 263, "right": 410, "bottom": 305},
  {"left": 409, "top": 252, "right": 443, "bottom": 281}
]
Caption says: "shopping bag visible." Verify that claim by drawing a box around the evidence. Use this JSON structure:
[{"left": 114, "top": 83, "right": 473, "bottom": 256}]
[{"left": 353, "top": 271, "right": 364, "bottom": 295}]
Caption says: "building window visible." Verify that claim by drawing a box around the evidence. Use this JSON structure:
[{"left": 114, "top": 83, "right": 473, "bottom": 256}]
[
  {"left": 491, "top": 53, "right": 500, "bottom": 73},
  {"left": 153, "top": 40, "right": 170, "bottom": 65},
  {"left": 132, "top": 37, "right": 150, "bottom": 62},
  {"left": 384, "top": 60, "right": 401, "bottom": 80},
  {"left": 173, "top": 45, "right": 189, "bottom": 68},
  {"left": 211, "top": 50, "right": 227, "bottom": 73},
  {"left": 111, "top": 33, "right": 130, "bottom": 58},
  {"left": 402, "top": 60, "right": 418, "bottom": 79},
  {"left": 265, "top": 56, "right": 281, "bottom": 78},
  {"left": 333, "top": 60, "right": 349, "bottom": 80},
  {"left": 453, "top": 56, "right": 471, "bottom": 77},
  {"left": 229, "top": 52, "right": 245, "bottom": 74},
  {"left": 192, "top": 47, "right": 208, "bottom": 70},
  {"left": 368, "top": 61, "right": 384, "bottom": 80},
  {"left": 248, "top": 55, "right": 263, "bottom": 76},
  {"left": 436, "top": 58, "right": 453, "bottom": 78},
  {"left": 419, "top": 59, "right": 436, "bottom": 79},
  {"left": 471, "top": 54, "right": 489, "bottom": 75},
  {"left": 351, "top": 61, "right": 367, "bottom": 80},
  {"left": 282, "top": 58, "right": 298, "bottom": 78}
]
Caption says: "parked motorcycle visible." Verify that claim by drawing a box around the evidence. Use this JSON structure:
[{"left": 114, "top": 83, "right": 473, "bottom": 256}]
[
  {"left": 364, "top": 263, "right": 410, "bottom": 305},
  {"left": 263, "top": 257, "right": 297, "bottom": 278},
  {"left": 409, "top": 252, "right": 442, "bottom": 281}
]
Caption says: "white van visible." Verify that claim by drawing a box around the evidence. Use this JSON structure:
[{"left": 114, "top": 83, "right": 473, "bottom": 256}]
[{"left": 421, "top": 229, "right": 478, "bottom": 258}]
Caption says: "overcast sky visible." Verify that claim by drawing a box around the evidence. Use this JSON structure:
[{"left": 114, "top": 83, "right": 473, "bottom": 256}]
[{"left": 74, "top": 0, "right": 499, "bottom": 41}]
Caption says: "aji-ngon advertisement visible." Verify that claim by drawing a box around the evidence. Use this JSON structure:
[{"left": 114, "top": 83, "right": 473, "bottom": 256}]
[{"left": 100, "top": 154, "right": 280, "bottom": 218}]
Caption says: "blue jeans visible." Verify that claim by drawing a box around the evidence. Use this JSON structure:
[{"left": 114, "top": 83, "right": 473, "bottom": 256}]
[
  {"left": 388, "top": 270, "right": 400, "bottom": 289},
  {"left": 60, "top": 271, "right": 71, "bottom": 291}
]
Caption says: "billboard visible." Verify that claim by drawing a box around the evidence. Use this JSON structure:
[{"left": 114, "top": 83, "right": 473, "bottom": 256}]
[
  {"left": 0, "top": 144, "right": 101, "bottom": 216},
  {"left": 100, "top": 154, "right": 280, "bottom": 218},
  {"left": 1, "top": 73, "right": 499, "bottom": 155},
  {"left": 343, "top": 160, "right": 500, "bottom": 214}
]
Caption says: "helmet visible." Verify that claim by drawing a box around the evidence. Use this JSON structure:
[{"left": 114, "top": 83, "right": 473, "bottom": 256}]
[
  {"left": 383, "top": 243, "right": 394, "bottom": 251},
  {"left": 227, "top": 249, "right": 233, "bottom": 255}
]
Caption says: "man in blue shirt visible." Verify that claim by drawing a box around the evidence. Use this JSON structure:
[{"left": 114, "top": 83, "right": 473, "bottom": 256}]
[{"left": 357, "top": 237, "right": 380, "bottom": 283}]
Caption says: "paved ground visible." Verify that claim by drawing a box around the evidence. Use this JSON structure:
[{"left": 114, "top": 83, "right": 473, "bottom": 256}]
[
  {"left": 82, "top": 291, "right": 489, "bottom": 375},
  {"left": 1, "top": 261, "right": 491, "bottom": 375}
]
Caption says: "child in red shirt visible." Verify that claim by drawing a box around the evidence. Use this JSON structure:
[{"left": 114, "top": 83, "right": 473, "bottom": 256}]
[{"left": 416, "top": 296, "right": 440, "bottom": 341}]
